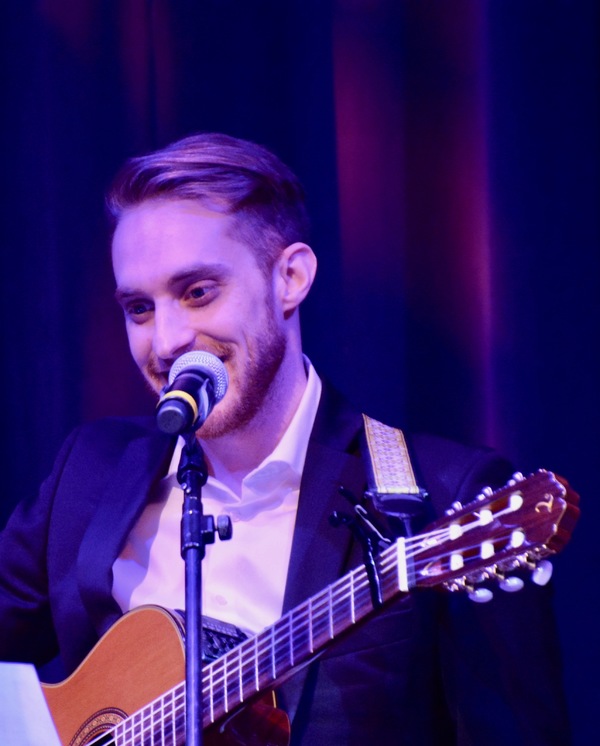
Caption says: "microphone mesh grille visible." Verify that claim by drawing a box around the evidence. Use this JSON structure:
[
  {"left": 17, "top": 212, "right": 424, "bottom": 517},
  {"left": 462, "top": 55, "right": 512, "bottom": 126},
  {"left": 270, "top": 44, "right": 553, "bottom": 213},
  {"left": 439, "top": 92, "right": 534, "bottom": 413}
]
[{"left": 168, "top": 351, "right": 229, "bottom": 402}]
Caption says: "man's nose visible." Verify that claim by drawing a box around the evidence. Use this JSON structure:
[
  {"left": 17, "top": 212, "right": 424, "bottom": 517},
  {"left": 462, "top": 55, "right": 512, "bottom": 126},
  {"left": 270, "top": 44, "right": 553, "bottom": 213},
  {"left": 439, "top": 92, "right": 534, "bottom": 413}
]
[{"left": 152, "top": 303, "right": 196, "bottom": 361}]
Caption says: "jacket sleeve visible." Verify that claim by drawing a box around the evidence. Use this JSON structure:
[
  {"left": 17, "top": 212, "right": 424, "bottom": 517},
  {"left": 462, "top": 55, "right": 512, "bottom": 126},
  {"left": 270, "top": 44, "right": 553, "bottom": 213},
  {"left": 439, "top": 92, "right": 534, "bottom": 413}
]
[{"left": 0, "top": 429, "right": 80, "bottom": 667}]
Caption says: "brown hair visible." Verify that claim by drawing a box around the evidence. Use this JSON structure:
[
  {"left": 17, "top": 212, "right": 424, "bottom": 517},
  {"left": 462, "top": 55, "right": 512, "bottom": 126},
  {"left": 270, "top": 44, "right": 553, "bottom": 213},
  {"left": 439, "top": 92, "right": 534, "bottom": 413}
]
[{"left": 107, "top": 132, "right": 310, "bottom": 273}]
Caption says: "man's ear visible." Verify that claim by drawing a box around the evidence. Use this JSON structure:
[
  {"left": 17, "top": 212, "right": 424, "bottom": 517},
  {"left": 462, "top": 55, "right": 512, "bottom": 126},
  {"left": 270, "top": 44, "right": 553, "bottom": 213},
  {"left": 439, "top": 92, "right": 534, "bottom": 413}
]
[{"left": 275, "top": 242, "right": 317, "bottom": 314}]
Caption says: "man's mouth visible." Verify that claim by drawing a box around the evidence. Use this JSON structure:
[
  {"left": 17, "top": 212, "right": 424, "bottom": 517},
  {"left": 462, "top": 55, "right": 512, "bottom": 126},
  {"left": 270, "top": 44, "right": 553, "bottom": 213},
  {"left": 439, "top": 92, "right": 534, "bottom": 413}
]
[{"left": 150, "top": 349, "right": 231, "bottom": 391}]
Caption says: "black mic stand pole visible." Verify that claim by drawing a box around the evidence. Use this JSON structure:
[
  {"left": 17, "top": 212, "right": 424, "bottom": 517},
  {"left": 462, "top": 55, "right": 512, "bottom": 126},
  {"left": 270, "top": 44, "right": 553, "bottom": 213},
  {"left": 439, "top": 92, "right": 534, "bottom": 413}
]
[{"left": 176, "top": 431, "right": 214, "bottom": 746}]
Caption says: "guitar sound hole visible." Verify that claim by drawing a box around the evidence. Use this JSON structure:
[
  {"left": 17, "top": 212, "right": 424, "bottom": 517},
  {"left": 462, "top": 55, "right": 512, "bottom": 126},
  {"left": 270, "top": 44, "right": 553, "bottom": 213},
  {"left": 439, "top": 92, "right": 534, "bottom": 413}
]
[{"left": 71, "top": 707, "right": 125, "bottom": 746}]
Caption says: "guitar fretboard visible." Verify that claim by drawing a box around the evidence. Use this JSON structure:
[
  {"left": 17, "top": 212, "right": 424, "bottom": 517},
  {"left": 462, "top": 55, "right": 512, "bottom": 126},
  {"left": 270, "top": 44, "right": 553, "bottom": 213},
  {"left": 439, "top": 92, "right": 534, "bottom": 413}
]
[
  {"left": 100, "top": 470, "right": 572, "bottom": 746},
  {"left": 108, "top": 539, "right": 408, "bottom": 745}
]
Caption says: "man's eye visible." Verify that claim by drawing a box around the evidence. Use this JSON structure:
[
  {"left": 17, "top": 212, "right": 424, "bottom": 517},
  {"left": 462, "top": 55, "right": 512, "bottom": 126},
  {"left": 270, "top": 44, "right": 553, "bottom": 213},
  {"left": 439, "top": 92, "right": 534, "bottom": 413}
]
[
  {"left": 124, "top": 301, "right": 152, "bottom": 321},
  {"left": 132, "top": 303, "right": 150, "bottom": 314},
  {"left": 186, "top": 285, "right": 215, "bottom": 303}
]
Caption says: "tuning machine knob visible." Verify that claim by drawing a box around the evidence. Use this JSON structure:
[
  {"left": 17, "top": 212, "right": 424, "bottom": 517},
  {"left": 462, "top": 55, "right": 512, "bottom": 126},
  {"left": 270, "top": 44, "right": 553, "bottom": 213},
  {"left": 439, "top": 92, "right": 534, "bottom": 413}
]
[
  {"left": 507, "top": 471, "right": 525, "bottom": 485},
  {"left": 468, "top": 587, "right": 494, "bottom": 603},
  {"left": 532, "top": 559, "right": 553, "bottom": 586},
  {"left": 445, "top": 576, "right": 494, "bottom": 604},
  {"left": 499, "top": 576, "right": 524, "bottom": 592},
  {"left": 490, "top": 566, "right": 525, "bottom": 593},
  {"left": 445, "top": 500, "right": 463, "bottom": 516}
]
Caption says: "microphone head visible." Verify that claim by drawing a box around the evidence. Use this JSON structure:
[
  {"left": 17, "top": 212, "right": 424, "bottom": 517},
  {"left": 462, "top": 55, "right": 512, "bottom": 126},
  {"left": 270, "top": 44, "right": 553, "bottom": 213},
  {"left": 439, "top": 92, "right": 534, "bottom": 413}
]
[{"left": 168, "top": 350, "right": 229, "bottom": 404}]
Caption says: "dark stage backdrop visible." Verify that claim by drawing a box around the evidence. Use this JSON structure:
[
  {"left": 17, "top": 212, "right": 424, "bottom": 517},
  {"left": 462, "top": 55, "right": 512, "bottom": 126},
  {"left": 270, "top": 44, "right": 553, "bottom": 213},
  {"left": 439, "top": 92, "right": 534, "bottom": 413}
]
[{"left": 1, "top": 1, "right": 598, "bottom": 740}]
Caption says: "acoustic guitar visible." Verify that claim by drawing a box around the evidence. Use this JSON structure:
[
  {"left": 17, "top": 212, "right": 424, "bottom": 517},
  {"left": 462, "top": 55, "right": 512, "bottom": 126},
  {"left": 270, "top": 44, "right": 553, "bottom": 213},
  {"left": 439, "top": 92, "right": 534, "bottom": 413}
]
[{"left": 42, "top": 469, "right": 579, "bottom": 746}]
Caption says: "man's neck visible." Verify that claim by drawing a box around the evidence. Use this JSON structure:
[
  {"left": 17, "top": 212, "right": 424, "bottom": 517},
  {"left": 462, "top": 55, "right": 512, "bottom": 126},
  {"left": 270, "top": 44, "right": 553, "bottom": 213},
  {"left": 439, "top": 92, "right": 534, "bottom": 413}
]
[{"left": 199, "top": 360, "right": 309, "bottom": 494}]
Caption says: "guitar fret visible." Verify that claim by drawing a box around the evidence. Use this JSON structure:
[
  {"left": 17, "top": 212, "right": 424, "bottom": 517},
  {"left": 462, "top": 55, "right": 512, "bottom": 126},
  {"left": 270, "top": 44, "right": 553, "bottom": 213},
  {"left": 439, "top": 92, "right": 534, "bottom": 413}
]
[
  {"left": 151, "top": 697, "right": 159, "bottom": 745},
  {"left": 207, "top": 654, "right": 214, "bottom": 723},
  {"left": 332, "top": 578, "right": 353, "bottom": 636},
  {"left": 395, "top": 537, "right": 408, "bottom": 591},
  {"left": 232, "top": 642, "right": 255, "bottom": 705},
  {"left": 309, "top": 592, "right": 332, "bottom": 648},
  {"left": 271, "top": 624, "right": 277, "bottom": 680},
  {"left": 197, "top": 562, "right": 402, "bottom": 730},
  {"left": 240, "top": 650, "right": 256, "bottom": 696},
  {"left": 238, "top": 644, "right": 244, "bottom": 703},
  {"left": 275, "top": 618, "right": 289, "bottom": 680},
  {"left": 162, "top": 689, "right": 168, "bottom": 745},
  {"left": 161, "top": 695, "right": 170, "bottom": 745},
  {"left": 51, "top": 472, "right": 572, "bottom": 746},
  {"left": 254, "top": 635, "right": 260, "bottom": 691},
  {"left": 223, "top": 653, "right": 229, "bottom": 713},
  {"left": 288, "top": 611, "right": 294, "bottom": 668}
]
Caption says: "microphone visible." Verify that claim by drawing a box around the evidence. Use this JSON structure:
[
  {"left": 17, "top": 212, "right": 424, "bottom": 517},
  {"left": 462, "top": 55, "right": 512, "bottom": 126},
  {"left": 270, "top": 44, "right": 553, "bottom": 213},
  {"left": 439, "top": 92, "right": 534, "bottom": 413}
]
[{"left": 156, "top": 351, "right": 229, "bottom": 435}]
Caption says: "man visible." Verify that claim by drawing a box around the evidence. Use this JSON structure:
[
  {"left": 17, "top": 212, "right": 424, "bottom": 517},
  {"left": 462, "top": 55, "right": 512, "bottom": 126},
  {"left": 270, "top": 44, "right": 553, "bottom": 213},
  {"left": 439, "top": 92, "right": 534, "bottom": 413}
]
[{"left": 0, "top": 133, "right": 571, "bottom": 743}]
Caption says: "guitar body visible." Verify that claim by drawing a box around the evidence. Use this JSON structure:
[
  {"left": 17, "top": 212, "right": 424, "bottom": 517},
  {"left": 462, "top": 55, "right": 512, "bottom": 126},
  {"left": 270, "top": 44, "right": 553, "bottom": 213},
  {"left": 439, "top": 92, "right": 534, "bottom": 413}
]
[
  {"left": 42, "top": 605, "right": 290, "bottom": 746},
  {"left": 40, "top": 472, "right": 578, "bottom": 746}
]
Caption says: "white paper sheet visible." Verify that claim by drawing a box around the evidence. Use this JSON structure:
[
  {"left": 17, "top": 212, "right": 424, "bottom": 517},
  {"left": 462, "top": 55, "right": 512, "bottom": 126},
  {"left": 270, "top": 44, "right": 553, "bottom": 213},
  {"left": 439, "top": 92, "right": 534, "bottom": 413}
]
[{"left": 0, "top": 662, "right": 62, "bottom": 745}]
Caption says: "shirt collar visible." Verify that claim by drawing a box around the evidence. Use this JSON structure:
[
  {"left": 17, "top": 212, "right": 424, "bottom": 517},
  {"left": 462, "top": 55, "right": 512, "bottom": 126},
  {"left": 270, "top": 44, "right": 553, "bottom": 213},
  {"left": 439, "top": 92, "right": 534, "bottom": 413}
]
[
  {"left": 167, "top": 357, "right": 322, "bottom": 502},
  {"left": 246, "top": 357, "right": 321, "bottom": 486}
]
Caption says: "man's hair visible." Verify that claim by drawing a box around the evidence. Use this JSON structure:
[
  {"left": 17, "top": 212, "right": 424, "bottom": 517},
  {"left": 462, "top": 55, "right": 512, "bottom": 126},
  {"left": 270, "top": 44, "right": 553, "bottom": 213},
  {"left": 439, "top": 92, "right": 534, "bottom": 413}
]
[{"left": 106, "top": 132, "right": 310, "bottom": 273}]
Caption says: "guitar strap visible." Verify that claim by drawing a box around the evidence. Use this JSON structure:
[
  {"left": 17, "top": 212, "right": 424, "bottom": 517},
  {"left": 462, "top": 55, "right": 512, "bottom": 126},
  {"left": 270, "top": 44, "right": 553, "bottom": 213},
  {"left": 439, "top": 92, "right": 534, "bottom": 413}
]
[{"left": 361, "top": 414, "right": 428, "bottom": 526}]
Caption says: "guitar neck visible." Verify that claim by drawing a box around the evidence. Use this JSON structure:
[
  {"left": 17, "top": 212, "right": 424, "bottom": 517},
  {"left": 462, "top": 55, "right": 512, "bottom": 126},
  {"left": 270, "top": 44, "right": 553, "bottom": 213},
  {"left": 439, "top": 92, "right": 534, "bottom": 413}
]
[
  {"left": 203, "top": 542, "right": 404, "bottom": 726},
  {"left": 110, "top": 547, "right": 403, "bottom": 745},
  {"left": 107, "top": 469, "right": 577, "bottom": 743}
]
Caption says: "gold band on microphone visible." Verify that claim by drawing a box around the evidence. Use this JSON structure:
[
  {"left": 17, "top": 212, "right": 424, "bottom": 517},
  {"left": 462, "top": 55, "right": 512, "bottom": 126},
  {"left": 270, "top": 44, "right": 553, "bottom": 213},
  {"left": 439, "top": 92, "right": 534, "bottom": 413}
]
[{"left": 158, "top": 390, "right": 199, "bottom": 421}]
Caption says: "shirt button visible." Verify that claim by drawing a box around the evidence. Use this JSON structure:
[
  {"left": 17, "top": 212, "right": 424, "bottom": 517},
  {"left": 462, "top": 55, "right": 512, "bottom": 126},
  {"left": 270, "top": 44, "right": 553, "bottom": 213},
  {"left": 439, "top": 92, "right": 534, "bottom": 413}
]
[{"left": 214, "top": 595, "right": 227, "bottom": 606}]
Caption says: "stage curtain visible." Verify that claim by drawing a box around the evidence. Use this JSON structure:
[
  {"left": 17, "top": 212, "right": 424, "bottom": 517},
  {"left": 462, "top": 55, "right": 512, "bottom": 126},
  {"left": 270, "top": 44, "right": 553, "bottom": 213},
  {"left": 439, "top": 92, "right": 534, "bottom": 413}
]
[{"left": 0, "top": 1, "right": 597, "bottom": 740}]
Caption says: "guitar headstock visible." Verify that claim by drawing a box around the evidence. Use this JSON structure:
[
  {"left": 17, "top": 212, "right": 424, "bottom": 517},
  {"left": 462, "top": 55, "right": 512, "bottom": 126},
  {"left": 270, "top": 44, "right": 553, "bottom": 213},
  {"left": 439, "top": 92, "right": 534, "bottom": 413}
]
[{"left": 413, "top": 470, "right": 580, "bottom": 602}]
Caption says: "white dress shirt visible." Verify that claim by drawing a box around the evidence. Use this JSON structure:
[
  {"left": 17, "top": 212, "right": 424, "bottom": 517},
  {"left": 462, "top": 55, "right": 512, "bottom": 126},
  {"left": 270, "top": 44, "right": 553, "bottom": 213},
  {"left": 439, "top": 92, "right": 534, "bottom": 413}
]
[{"left": 112, "top": 361, "right": 322, "bottom": 635}]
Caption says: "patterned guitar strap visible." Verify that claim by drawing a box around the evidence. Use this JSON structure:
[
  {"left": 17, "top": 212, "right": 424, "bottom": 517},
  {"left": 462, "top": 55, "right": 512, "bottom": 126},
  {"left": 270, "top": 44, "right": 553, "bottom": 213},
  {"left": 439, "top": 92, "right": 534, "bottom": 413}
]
[{"left": 361, "top": 414, "right": 428, "bottom": 534}]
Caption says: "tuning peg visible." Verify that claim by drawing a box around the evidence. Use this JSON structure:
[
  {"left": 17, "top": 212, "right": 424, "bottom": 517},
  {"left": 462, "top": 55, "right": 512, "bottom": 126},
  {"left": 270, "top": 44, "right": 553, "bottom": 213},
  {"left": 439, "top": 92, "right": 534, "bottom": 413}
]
[
  {"left": 445, "top": 577, "right": 494, "bottom": 604},
  {"left": 445, "top": 500, "right": 463, "bottom": 517},
  {"left": 532, "top": 560, "right": 553, "bottom": 586},
  {"left": 468, "top": 587, "right": 494, "bottom": 603},
  {"left": 507, "top": 472, "right": 524, "bottom": 485},
  {"left": 516, "top": 554, "right": 538, "bottom": 571},
  {"left": 499, "top": 576, "right": 524, "bottom": 593},
  {"left": 474, "top": 487, "right": 493, "bottom": 501},
  {"left": 443, "top": 577, "right": 472, "bottom": 593},
  {"left": 489, "top": 566, "right": 524, "bottom": 593}
]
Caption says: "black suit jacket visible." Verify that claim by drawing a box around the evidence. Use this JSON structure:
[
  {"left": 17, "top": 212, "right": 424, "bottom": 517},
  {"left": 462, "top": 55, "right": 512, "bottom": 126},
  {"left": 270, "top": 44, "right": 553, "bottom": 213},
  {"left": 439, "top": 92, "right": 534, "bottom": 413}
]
[{"left": 0, "top": 384, "right": 571, "bottom": 744}]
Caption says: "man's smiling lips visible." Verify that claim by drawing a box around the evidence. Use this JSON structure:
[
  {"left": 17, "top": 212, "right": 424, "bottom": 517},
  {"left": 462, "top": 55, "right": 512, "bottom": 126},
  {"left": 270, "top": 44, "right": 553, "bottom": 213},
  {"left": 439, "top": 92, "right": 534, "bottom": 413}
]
[{"left": 150, "top": 350, "right": 231, "bottom": 391}]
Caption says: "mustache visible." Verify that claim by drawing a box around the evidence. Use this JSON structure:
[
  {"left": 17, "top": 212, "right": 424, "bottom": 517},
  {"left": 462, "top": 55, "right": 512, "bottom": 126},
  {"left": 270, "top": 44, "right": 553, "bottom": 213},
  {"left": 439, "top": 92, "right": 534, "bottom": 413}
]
[{"left": 146, "top": 343, "right": 234, "bottom": 385}]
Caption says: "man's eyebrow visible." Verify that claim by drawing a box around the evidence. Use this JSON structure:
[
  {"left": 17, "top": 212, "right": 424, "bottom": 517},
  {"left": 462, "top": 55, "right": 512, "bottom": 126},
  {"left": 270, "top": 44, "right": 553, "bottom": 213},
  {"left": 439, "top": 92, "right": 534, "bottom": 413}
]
[
  {"left": 114, "top": 286, "right": 139, "bottom": 305},
  {"left": 167, "top": 263, "right": 231, "bottom": 289},
  {"left": 114, "top": 263, "right": 231, "bottom": 304}
]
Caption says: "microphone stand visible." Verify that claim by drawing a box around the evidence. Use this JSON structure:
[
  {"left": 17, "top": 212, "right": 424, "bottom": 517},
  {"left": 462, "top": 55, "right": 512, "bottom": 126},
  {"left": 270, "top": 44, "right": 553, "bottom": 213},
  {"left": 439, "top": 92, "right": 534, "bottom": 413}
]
[{"left": 176, "top": 431, "right": 217, "bottom": 746}]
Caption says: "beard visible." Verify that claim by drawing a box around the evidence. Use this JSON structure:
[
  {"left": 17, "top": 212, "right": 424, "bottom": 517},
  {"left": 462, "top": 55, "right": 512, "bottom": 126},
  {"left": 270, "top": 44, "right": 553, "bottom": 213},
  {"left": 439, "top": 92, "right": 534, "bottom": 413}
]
[
  {"left": 143, "top": 297, "right": 288, "bottom": 440},
  {"left": 199, "top": 319, "right": 287, "bottom": 440}
]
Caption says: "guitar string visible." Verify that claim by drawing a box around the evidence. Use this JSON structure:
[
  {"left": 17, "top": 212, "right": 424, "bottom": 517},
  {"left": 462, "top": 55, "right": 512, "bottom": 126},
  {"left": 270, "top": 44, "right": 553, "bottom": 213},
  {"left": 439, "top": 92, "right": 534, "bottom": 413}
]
[
  {"left": 93, "top": 569, "right": 376, "bottom": 744},
  {"left": 85, "top": 498, "right": 536, "bottom": 744},
  {"left": 89, "top": 540, "right": 521, "bottom": 746},
  {"left": 103, "top": 540, "right": 468, "bottom": 743},
  {"left": 194, "top": 511, "right": 531, "bottom": 720},
  {"left": 111, "top": 532, "right": 522, "bottom": 744}
]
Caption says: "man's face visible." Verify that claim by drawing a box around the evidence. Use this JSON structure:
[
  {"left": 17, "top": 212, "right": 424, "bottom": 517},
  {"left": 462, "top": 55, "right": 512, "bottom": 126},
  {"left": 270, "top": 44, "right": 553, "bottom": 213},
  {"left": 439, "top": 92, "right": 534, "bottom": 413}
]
[{"left": 112, "top": 199, "right": 288, "bottom": 438}]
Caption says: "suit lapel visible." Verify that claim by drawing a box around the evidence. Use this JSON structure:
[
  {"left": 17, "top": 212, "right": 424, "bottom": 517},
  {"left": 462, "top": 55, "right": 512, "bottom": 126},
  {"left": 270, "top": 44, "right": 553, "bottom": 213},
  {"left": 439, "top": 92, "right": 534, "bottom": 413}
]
[
  {"left": 279, "top": 383, "right": 368, "bottom": 723},
  {"left": 73, "top": 383, "right": 368, "bottom": 724},
  {"left": 77, "top": 429, "right": 174, "bottom": 637},
  {"left": 282, "top": 440, "right": 366, "bottom": 612}
]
